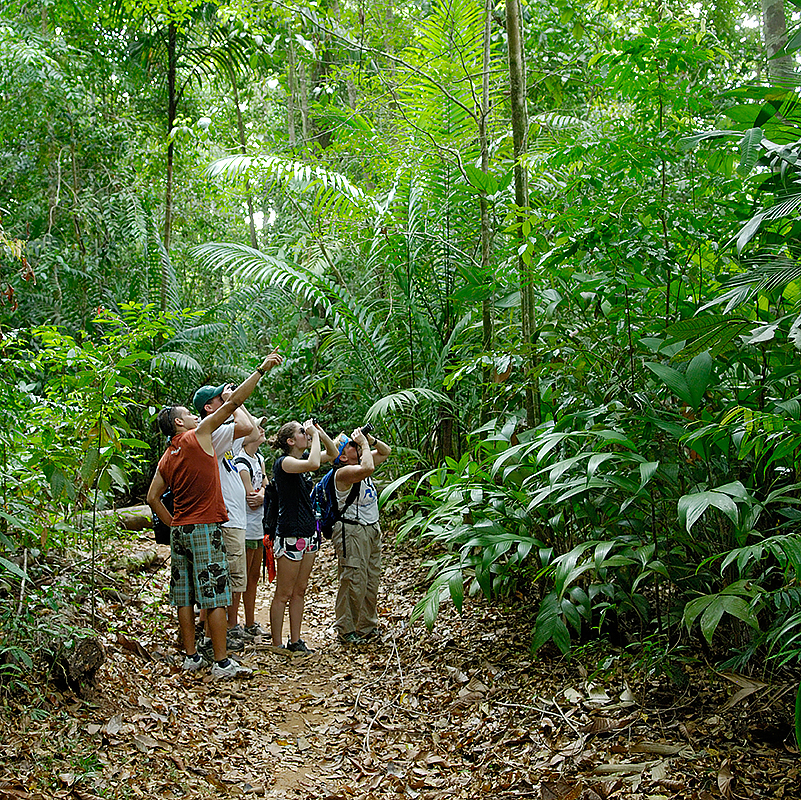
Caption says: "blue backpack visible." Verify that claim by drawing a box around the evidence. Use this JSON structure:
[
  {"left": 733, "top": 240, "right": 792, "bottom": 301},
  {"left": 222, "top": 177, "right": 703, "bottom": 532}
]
[{"left": 310, "top": 467, "right": 360, "bottom": 550}]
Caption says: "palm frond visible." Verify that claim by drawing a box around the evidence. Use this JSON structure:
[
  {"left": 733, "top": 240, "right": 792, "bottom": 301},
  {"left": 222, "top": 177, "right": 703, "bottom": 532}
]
[
  {"left": 366, "top": 387, "right": 457, "bottom": 421},
  {"left": 206, "top": 155, "right": 375, "bottom": 218}
]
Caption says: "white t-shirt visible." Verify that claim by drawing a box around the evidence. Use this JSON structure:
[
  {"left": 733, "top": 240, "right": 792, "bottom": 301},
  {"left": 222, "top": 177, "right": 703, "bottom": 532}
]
[
  {"left": 335, "top": 475, "right": 379, "bottom": 525},
  {"left": 211, "top": 422, "right": 247, "bottom": 529},
  {"left": 235, "top": 449, "right": 266, "bottom": 540}
]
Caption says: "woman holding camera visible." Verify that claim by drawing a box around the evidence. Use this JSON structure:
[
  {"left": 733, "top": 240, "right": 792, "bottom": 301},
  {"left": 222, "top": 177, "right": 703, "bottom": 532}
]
[{"left": 267, "top": 419, "right": 337, "bottom": 653}]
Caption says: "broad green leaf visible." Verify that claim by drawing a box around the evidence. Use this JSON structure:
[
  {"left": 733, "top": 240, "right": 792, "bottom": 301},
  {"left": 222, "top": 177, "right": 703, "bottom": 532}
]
[
  {"left": 737, "top": 127, "right": 764, "bottom": 175},
  {"left": 645, "top": 362, "right": 692, "bottom": 406},
  {"left": 0, "top": 556, "right": 28, "bottom": 581},
  {"left": 685, "top": 351, "right": 713, "bottom": 409},
  {"left": 678, "top": 490, "right": 740, "bottom": 532}
]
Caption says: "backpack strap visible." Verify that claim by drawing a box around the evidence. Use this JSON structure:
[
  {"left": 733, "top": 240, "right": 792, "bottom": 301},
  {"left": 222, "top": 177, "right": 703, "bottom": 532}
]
[
  {"left": 233, "top": 454, "right": 254, "bottom": 485},
  {"left": 334, "top": 473, "right": 361, "bottom": 559},
  {"left": 338, "top": 480, "right": 361, "bottom": 522}
]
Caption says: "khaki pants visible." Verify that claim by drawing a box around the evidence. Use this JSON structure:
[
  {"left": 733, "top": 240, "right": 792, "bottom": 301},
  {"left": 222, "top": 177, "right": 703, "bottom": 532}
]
[{"left": 332, "top": 520, "right": 381, "bottom": 636}]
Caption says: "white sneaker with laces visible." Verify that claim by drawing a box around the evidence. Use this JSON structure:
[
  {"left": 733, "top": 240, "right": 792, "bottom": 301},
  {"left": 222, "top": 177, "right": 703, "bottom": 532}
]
[
  {"left": 211, "top": 658, "right": 252, "bottom": 679},
  {"left": 182, "top": 654, "right": 206, "bottom": 672}
]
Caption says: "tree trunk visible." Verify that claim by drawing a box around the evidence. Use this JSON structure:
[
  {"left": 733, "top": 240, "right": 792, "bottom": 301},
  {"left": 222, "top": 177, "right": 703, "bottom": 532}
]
[
  {"left": 228, "top": 67, "right": 259, "bottom": 249},
  {"left": 762, "top": 0, "right": 794, "bottom": 83},
  {"left": 299, "top": 61, "right": 309, "bottom": 141},
  {"left": 505, "top": 0, "right": 538, "bottom": 425},
  {"left": 480, "top": 0, "right": 493, "bottom": 422},
  {"left": 287, "top": 33, "right": 297, "bottom": 146},
  {"left": 162, "top": 20, "right": 177, "bottom": 309}
]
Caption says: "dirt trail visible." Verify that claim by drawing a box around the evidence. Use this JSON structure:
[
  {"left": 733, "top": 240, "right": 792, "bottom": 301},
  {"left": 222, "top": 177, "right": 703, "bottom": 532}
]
[{"left": 1, "top": 534, "right": 799, "bottom": 799}]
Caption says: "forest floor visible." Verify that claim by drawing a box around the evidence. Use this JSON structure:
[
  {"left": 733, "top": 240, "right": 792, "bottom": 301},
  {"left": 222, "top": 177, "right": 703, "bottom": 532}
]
[{"left": 1, "top": 526, "right": 800, "bottom": 800}]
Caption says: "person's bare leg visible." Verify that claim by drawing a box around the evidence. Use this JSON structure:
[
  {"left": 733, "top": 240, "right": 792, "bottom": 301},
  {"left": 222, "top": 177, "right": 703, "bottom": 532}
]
[
  {"left": 288, "top": 551, "right": 317, "bottom": 643},
  {"left": 178, "top": 605, "right": 197, "bottom": 655},
  {"left": 270, "top": 556, "right": 301, "bottom": 646},
  {"left": 244, "top": 548, "right": 261, "bottom": 627},
  {"left": 229, "top": 593, "right": 241, "bottom": 629},
  {"left": 207, "top": 606, "right": 228, "bottom": 661}
]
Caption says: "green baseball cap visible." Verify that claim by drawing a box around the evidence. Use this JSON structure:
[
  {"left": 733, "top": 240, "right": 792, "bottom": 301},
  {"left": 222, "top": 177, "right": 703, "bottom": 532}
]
[{"left": 192, "top": 383, "right": 226, "bottom": 414}]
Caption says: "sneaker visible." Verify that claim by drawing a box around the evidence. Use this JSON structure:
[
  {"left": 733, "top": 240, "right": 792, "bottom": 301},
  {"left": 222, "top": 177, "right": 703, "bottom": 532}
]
[
  {"left": 197, "top": 639, "right": 215, "bottom": 661},
  {"left": 228, "top": 624, "right": 251, "bottom": 641},
  {"left": 243, "top": 623, "right": 265, "bottom": 639},
  {"left": 182, "top": 653, "right": 206, "bottom": 671},
  {"left": 338, "top": 631, "right": 364, "bottom": 645},
  {"left": 286, "top": 638, "right": 315, "bottom": 654},
  {"left": 226, "top": 631, "right": 245, "bottom": 652},
  {"left": 211, "top": 658, "right": 252, "bottom": 679}
]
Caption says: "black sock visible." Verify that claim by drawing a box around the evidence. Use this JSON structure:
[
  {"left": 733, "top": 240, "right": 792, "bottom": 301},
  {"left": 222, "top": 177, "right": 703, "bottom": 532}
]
[
  {"left": 187, "top": 652, "right": 201, "bottom": 662},
  {"left": 216, "top": 658, "right": 230, "bottom": 668}
]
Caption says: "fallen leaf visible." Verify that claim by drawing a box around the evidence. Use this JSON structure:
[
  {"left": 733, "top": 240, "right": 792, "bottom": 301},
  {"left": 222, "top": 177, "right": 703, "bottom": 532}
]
[{"left": 718, "top": 759, "right": 734, "bottom": 799}]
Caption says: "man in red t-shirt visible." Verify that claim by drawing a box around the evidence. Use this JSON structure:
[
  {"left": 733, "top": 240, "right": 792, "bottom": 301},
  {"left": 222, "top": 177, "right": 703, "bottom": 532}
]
[{"left": 147, "top": 350, "right": 281, "bottom": 679}]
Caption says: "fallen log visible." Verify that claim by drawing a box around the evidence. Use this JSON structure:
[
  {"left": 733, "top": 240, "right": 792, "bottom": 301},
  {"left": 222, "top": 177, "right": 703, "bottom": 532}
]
[{"left": 76, "top": 504, "right": 153, "bottom": 532}]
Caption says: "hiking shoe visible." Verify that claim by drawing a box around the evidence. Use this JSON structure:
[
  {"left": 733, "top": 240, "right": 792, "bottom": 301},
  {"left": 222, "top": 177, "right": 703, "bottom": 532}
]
[
  {"left": 338, "top": 631, "right": 364, "bottom": 645},
  {"left": 182, "top": 653, "right": 206, "bottom": 672},
  {"left": 211, "top": 658, "right": 252, "bottom": 679},
  {"left": 286, "top": 638, "right": 315, "bottom": 654},
  {"left": 228, "top": 624, "right": 254, "bottom": 641},
  {"left": 197, "top": 639, "right": 215, "bottom": 662},
  {"left": 243, "top": 623, "right": 265, "bottom": 639}
]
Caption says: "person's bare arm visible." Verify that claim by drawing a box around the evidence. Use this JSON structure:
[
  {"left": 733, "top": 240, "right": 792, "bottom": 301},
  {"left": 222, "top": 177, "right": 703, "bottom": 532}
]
[
  {"left": 146, "top": 469, "right": 172, "bottom": 526},
  {"left": 196, "top": 350, "right": 281, "bottom": 448},
  {"left": 238, "top": 465, "right": 254, "bottom": 494},
  {"left": 366, "top": 432, "right": 392, "bottom": 468},
  {"left": 282, "top": 419, "right": 322, "bottom": 473},
  {"left": 230, "top": 401, "right": 254, "bottom": 440},
  {"left": 335, "top": 428, "right": 375, "bottom": 488},
  {"left": 317, "top": 423, "right": 339, "bottom": 464}
]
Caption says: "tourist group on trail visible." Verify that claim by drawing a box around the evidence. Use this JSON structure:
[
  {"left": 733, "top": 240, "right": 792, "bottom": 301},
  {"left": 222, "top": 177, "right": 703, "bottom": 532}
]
[{"left": 146, "top": 350, "right": 392, "bottom": 679}]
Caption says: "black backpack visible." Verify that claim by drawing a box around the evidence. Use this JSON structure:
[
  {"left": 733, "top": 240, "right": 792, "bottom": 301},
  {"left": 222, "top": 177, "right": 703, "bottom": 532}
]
[
  {"left": 152, "top": 489, "right": 173, "bottom": 545},
  {"left": 262, "top": 479, "right": 279, "bottom": 542}
]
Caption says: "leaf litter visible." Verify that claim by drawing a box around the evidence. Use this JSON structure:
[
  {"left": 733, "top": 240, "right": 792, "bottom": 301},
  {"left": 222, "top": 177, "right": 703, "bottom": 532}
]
[{"left": 1, "top": 533, "right": 800, "bottom": 799}]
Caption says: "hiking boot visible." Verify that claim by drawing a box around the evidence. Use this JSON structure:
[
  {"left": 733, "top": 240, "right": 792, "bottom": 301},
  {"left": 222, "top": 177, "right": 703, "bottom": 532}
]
[
  {"left": 338, "top": 631, "right": 364, "bottom": 645},
  {"left": 211, "top": 658, "right": 252, "bottom": 679},
  {"left": 359, "top": 627, "right": 383, "bottom": 642},
  {"left": 182, "top": 653, "right": 207, "bottom": 672},
  {"left": 243, "top": 623, "right": 265, "bottom": 639},
  {"left": 286, "top": 638, "right": 315, "bottom": 654}
]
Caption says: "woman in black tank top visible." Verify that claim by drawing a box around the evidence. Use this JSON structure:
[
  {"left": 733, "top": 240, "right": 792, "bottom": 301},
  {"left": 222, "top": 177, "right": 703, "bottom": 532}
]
[{"left": 266, "top": 419, "right": 337, "bottom": 653}]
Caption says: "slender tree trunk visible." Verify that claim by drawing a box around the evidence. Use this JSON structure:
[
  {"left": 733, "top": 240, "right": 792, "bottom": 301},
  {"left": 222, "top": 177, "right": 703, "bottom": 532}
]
[
  {"left": 299, "top": 62, "right": 309, "bottom": 141},
  {"left": 287, "top": 34, "right": 297, "bottom": 147},
  {"left": 505, "top": 0, "right": 537, "bottom": 425},
  {"left": 480, "top": 0, "right": 493, "bottom": 422},
  {"left": 228, "top": 67, "right": 258, "bottom": 249},
  {"left": 163, "top": 20, "right": 177, "bottom": 310},
  {"left": 762, "top": 0, "right": 794, "bottom": 83}
]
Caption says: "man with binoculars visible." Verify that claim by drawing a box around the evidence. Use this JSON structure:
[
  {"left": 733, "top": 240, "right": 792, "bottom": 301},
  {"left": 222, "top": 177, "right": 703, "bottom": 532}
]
[{"left": 332, "top": 424, "right": 392, "bottom": 645}]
